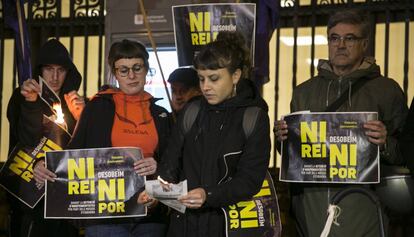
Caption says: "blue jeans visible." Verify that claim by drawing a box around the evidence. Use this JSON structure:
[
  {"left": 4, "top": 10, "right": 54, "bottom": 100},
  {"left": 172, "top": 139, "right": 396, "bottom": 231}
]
[
  {"left": 130, "top": 222, "right": 167, "bottom": 237},
  {"left": 85, "top": 224, "right": 129, "bottom": 237},
  {"left": 85, "top": 223, "right": 166, "bottom": 237}
]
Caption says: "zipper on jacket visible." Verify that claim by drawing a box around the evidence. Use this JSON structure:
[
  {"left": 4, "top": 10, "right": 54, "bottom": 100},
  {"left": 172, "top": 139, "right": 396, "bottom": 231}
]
[
  {"left": 218, "top": 151, "right": 242, "bottom": 184},
  {"left": 337, "top": 76, "right": 343, "bottom": 98}
]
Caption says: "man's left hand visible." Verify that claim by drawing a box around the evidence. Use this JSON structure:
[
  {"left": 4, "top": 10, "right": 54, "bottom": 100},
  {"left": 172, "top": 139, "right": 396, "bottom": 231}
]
[{"left": 364, "top": 120, "right": 387, "bottom": 146}]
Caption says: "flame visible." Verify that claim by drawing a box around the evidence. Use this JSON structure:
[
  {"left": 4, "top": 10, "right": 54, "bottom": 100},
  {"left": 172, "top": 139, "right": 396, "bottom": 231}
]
[{"left": 53, "top": 103, "right": 65, "bottom": 124}]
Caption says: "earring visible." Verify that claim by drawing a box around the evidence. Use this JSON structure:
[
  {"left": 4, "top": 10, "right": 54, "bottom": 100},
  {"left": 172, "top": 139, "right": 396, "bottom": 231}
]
[{"left": 232, "top": 84, "right": 237, "bottom": 96}]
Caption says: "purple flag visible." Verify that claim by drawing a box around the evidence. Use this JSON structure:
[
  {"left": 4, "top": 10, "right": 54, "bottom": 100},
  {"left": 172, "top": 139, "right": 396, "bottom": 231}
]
[
  {"left": 4, "top": 0, "right": 32, "bottom": 85},
  {"left": 254, "top": 0, "right": 278, "bottom": 85}
]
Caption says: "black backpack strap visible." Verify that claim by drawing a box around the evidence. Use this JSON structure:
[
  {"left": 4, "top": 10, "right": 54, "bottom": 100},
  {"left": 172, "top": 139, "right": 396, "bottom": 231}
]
[
  {"left": 243, "top": 107, "right": 261, "bottom": 139},
  {"left": 183, "top": 101, "right": 260, "bottom": 139},
  {"left": 183, "top": 100, "right": 200, "bottom": 134},
  {"left": 325, "top": 77, "right": 371, "bottom": 112}
]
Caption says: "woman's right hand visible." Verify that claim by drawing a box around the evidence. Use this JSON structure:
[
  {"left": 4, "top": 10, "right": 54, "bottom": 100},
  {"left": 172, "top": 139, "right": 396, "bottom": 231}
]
[
  {"left": 137, "top": 191, "right": 158, "bottom": 208},
  {"left": 21, "top": 79, "right": 41, "bottom": 102},
  {"left": 274, "top": 120, "right": 288, "bottom": 141},
  {"left": 33, "top": 159, "right": 57, "bottom": 188}
]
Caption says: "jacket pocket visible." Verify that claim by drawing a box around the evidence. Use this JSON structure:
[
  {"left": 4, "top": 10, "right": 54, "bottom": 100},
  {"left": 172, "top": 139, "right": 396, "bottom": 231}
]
[{"left": 218, "top": 150, "right": 242, "bottom": 184}]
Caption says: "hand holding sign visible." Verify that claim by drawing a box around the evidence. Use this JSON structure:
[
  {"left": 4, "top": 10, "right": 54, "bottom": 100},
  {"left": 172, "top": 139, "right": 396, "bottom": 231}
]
[
  {"left": 134, "top": 157, "right": 157, "bottom": 176},
  {"left": 33, "top": 159, "right": 57, "bottom": 185},
  {"left": 274, "top": 120, "right": 288, "bottom": 142},
  {"left": 363, "top": 120, "right": 387, "bottom": 146}
]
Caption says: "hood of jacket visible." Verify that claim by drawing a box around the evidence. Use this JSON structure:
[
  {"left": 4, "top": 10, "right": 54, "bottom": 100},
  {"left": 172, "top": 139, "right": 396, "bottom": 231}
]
[
  {"left": 34, "top": 39, "right": 82, "bottom": 95},
  {"left": 204, "top": 78, "right": 269, "bottom": 112},
  {"left": 317, "top": 56, "right": 381, "bottom": 82},
  {"left": 315, "top": 57, "right": 381, "bottom": 109}
]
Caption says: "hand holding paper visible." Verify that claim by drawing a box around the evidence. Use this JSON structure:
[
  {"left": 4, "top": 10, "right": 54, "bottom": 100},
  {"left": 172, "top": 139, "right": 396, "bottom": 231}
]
[
  {"left": 145, "top": 179, "right": 188, "bottom": 213},
  {"left": 20, "top": 79, "right": 40, "bottom": 102},
  {"left": 177, "top": 188, "right": 206, "bottom": 209},
  {"left": 137, "top": 191, "right": 158, "bottom": 208}
]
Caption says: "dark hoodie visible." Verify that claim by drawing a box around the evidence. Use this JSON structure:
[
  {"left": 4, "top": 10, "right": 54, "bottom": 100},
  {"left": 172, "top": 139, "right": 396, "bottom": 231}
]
[
  {"left": 6, "top": 40, "right": 82, "bottom": 236},
  {"left": 34, "top": 38, "right": 82, "bottom": 95},
  {"left": 289, "top": 57, "right": 407, "bottom": 237},
  {"left": 159, "top": 79, "right": 271, "bottom": 237},
  {"left": 7, "top": 38, "right": 82, "bottom": 150}
]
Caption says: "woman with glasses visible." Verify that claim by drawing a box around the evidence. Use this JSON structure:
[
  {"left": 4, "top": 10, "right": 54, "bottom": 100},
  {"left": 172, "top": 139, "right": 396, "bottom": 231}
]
[{"left": 34, "top": 39, "right": 171, "bottom": 237}]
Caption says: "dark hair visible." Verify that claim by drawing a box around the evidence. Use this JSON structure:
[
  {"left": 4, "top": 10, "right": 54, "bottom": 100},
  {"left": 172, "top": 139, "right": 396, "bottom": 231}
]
[
  {"left": 193, "top": 31, "right": 251, "bottom": 79},
  {"left": 108, "top": 39, "right": 149, "bottom": 73},
  {"left": 327, "top": 9, "right": 371, "bottom": 38}
]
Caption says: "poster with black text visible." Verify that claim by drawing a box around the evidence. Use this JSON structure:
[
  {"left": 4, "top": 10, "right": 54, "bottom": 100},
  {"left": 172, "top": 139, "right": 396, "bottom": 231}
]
[
  {"left": 280, "top": 112, "right": 379, "bottom": 184},
  {"left": 0, "top": 115, "right": 71, "bottom": 208},
  {"left": 45, "top": 147, "right": 146, "bottom": 219},
  {"left": 173, "top": 3, "right": 255, "bottom": 66},
  {"left": 223, "top": 171, "right": 281, "bottom": 237}
]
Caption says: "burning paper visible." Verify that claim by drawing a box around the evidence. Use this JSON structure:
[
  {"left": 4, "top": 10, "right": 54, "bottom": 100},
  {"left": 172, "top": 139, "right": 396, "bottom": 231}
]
[
  {"left": 145, "top": 179, "right": 187, "bottom": 213},
  {"left": 39, "top": 76, "right": 61, "bottom": 108},
  {"left": 53, "top": 103, "right": 65, "bottom": 124}
]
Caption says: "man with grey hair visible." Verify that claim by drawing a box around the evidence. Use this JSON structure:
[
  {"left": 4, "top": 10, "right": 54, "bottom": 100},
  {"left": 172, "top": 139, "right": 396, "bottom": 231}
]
[{"left": 274, "top": 9, "right": 407, "bottom": 236}]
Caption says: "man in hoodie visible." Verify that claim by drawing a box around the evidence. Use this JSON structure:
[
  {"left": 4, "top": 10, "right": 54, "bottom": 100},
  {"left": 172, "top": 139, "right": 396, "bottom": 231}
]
[
  {"left": 274, "top": 9, "right": 407, "bottom": 237},
  {"left": 7, "top": 39, "right": 84, "bottom": 237}
]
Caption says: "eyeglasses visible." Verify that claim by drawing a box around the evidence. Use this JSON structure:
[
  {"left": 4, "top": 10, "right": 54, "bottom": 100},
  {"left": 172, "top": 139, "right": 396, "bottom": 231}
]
[
  {"left": 328, "top": 34, "right": 365, "bottom": 47},
  {"left": 115, "top": 64, "right": 145, "bottom": 77}
]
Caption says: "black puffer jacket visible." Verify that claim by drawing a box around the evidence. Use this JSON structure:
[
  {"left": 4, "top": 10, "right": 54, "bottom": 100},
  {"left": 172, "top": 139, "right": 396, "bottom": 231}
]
[
  {"left": 158, "top": 79, "right": 271, "bottom": 237},
  {"left": 290, "top": 57, "right": 408, "bottom": 237}
]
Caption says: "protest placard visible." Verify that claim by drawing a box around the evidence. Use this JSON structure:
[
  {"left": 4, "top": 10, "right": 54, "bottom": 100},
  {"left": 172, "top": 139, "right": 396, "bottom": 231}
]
[
  {"left": 280, "top": 112, "right": 379, "bottom": 183},
  {"left": 45, "top": 147, "right": 146, "bottom": 219}
]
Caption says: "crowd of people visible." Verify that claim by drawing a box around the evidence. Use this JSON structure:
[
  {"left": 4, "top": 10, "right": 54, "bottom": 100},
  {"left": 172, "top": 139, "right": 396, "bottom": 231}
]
[{"left": 4, "top": 8, "right": 413, "bottom": 237}]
